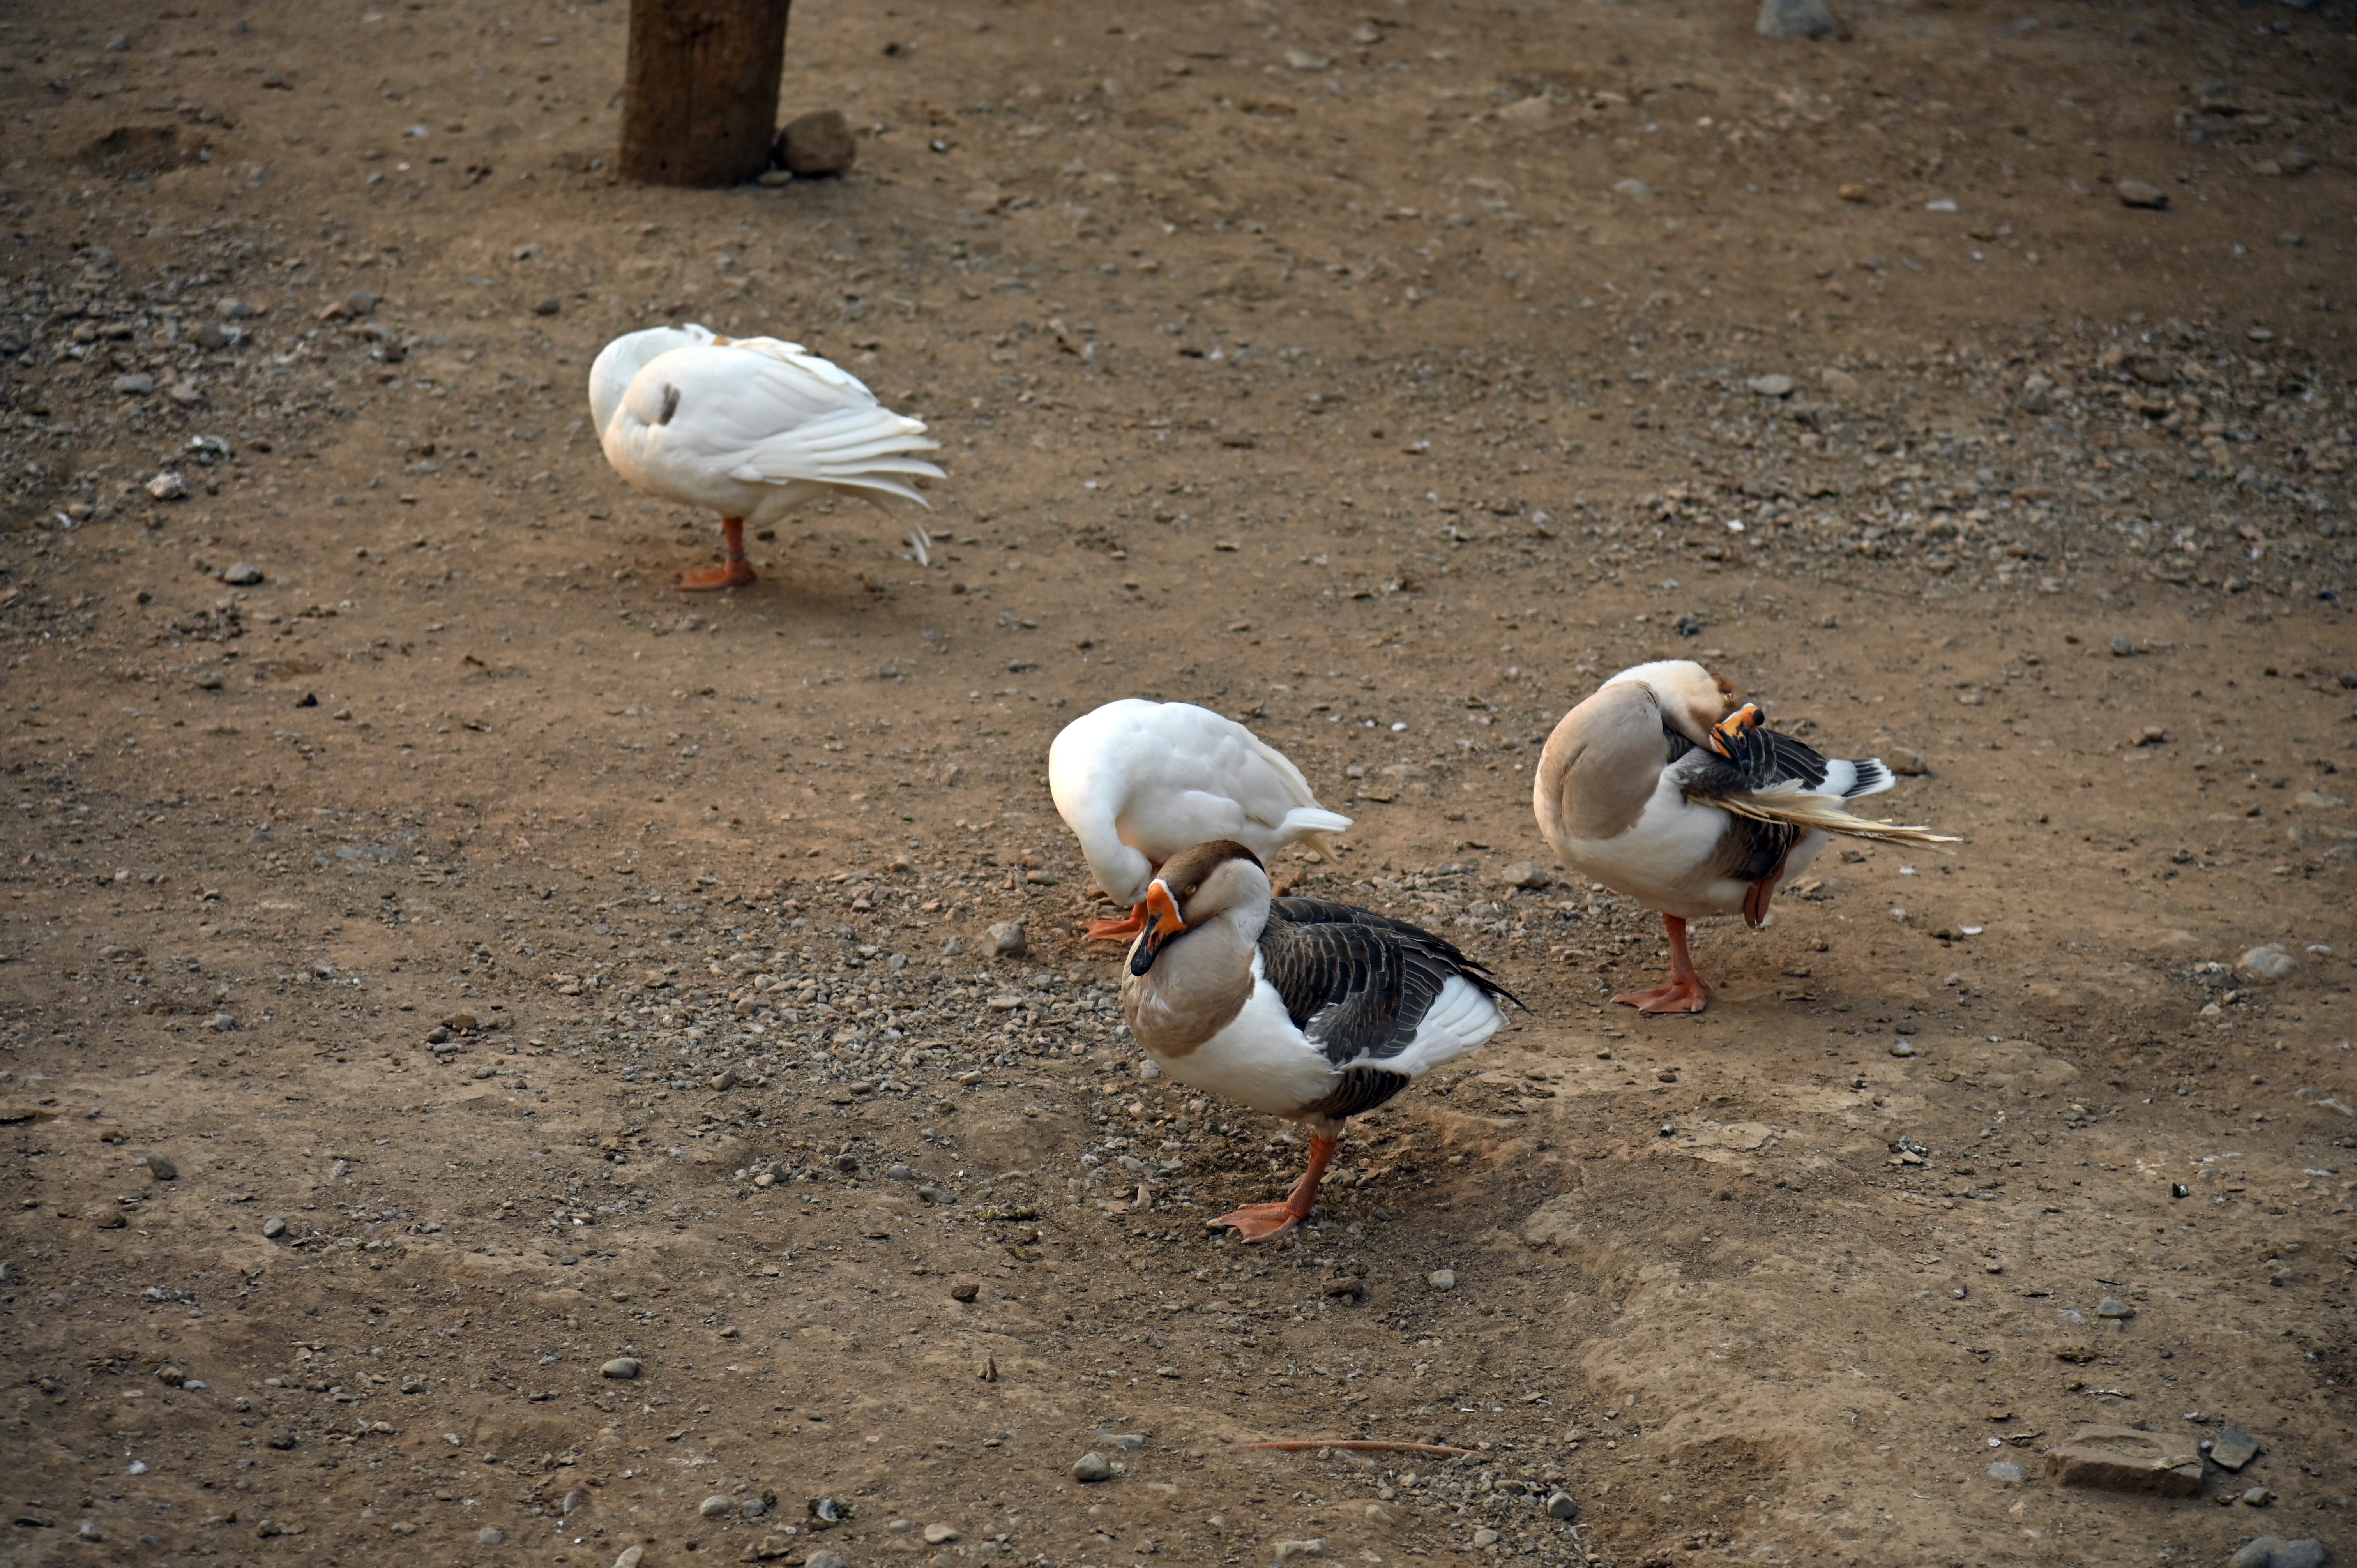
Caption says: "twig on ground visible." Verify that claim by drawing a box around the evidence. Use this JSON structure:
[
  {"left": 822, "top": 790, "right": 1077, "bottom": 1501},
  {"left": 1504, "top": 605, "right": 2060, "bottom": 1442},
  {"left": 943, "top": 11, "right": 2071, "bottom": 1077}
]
[{"left": 1226, "top": 1439, "right": 1473, "bottom": 1456}]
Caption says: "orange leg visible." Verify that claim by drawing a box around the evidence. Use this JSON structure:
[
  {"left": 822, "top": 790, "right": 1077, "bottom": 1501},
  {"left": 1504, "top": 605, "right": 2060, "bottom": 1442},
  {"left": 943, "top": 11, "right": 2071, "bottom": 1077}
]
[
  {"left": 679, "top": 516, "right": 757, "bottom": 591},
  {"left": 1084, "top": 904, "right": 1149, "bottom": 942},
  {"left": 1614, "top": 913, "right": 1712, "bottom": 1015},
  {"left": 1209, "top": 1133, "right": 1337, "bottom": 1243}
]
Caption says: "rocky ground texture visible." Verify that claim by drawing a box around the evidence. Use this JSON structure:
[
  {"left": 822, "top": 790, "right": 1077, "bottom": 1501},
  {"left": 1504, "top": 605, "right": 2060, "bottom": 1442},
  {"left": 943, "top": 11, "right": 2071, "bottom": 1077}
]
[{"left": 1, "top": 1, "right": 2353, "bottom": 1566}]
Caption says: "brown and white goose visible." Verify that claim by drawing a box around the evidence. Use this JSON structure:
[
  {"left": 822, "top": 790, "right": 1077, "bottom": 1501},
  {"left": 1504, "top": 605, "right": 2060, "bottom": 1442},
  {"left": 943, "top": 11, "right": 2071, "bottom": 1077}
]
[
  {"left": 1120, "top": 840, "right": 1523, "bottom": 1243},
  {"left": 1534, "top": 659, "right": 1956, "bottom": 1015}
]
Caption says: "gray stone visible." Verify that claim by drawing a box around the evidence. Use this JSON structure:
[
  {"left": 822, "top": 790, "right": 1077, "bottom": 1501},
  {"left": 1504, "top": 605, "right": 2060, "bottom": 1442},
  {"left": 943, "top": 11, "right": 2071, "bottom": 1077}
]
[
  {"left": 1747, "top": 373, "right": 1797, "bottom": 398},
  {"left": 219, "top": 562, "right": 264, "bottom": 586},
  {"left": 2228, "top": 1539, "right": 2329, "bottom": 1568},
  {"left": 477, "top": 1527, "right": 505, "bottom": 1545},
  {"left": 699, "top": 1494, "right": 737, "bottom": 1519},
  {"left": 2237, "top": 945, "right": 2297, "bottom": 983},
  {"left": 599, "top": 1357, "right": 641, "bottom": 1381},
  {"left": 805, "top": 1552, "right": 850, "bottom": 1568},
  {"left": 560, "top": 1489, "right": 591, "bottom": 1516},
  {"left": 1756, "top": 0, "right": 1837, "bottom": 37},
  {"left": 2095, "top": 1296, "right": 2134, "bottom": 1319},
  {"left": 1072, "top": 1451, "right": 1114, "bottom": 1482},
  {"left": 1545, "top": 1490, "right": 1579, "bottom": 1520},
  {"left": 1889, "top": 1039, "right": 1917, "bottom": 1058},
  {"left": 986, "top": 920, "right": 1028, "bottom": 958},
  {"left": 1884, "top": 747, "right": 1929, "bottom": 777},
  {"left": 2117, "top": 180, "right": 2170, "bottom": 210},
  {"left": 2045, "top": 1425, "right": 2202, "bottom": 1495},
  {"left": 1499, "top": 861, "right": 1552, "bottom": 890},
  {"left": 950, "top": 1279, "right": 980, "bottom": 1302},
  {"left": 611, "top": 1549, "right": 647, "bottom": 1568},
  {"left": 145, "top": 471, "right": 189, "bottom": 501},
  {"left": 1091, "top": 1431, "right": 1146, "bottom": 1450},
  {"left": 144, "top": 1153, "right": 179, "bottom": 1181},
  {"left": 776, "top": 109, "right": 856, "bottom": 177},
  {"left": 113, "top": 372, "right": 156, "bottom": 396},
  {"left": 2242, "top": 1487, "right": 2274, "bottom": 1506},
  {"left": 940, "top": 935, "right": 967, "bottom": 957},
  {"left": 1987, "top": 1461, "right": 2025, "bottom": 1483},
  {"left": 1428, "top": 1268, "right": 1458, "bottom": 1291},
  {"left": 2211, "top": 1426, "right": 2263, "bottom": 1471},
  {"left": 262, "top": 1217, "right": 287, "bottom": 1238}
]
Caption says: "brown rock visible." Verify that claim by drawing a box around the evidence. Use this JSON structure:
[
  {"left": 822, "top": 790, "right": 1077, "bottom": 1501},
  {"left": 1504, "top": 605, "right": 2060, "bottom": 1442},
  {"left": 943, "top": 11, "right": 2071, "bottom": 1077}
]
[
  {"left": 776, "top": 110, "right": 856, "bottom": 177},
  {"left": 2116, "top": 180, "right": 2170, "bottom": 210},
  {"left": 2044, "top": 1425, "right": 2202, "bottom": 1496}
]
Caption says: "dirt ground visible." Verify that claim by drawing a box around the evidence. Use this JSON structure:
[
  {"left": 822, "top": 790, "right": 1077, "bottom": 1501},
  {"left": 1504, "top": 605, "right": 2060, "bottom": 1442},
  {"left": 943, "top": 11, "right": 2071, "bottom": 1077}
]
[{"left": 2, "top": 0, "right": 2355, "bottom": 1565}]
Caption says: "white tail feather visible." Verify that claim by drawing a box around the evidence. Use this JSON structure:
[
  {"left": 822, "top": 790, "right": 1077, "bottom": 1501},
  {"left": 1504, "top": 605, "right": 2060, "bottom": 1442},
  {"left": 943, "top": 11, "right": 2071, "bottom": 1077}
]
[{"left": 1721, "top": 785, "right": 1960, "bottom": 847}]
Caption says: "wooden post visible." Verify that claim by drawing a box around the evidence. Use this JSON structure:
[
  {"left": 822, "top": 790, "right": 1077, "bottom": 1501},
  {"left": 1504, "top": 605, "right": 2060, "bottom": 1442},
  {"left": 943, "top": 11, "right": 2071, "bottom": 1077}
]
[{"left": 619, "top": 0, "right": 793, "bottom": 188}]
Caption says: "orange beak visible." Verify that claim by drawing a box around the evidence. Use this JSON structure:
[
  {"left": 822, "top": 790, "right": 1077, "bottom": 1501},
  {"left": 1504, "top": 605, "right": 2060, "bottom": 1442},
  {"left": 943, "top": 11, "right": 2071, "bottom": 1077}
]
[
  {"left": 1129, "top": 879, "right": 1189, "bottom": 976},
  {"left": 1709, "top": 702, "right": 1762, "bottom": 759}
]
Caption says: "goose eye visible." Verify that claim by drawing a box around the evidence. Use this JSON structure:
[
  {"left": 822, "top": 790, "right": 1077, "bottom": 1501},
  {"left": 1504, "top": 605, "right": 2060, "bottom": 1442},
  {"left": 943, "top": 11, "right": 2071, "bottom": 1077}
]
[{"left": 1182, "top": 883, "right": 1198, "bottom": 898}]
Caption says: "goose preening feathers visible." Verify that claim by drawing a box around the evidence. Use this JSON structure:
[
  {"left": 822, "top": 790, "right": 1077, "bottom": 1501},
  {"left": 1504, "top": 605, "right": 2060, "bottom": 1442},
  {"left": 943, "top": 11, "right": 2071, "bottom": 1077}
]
[
  {"left": 588, "top": 323, "right": 944, "bottom": 590},
  {"left": 1050, "top": 699, "right": 1353, "bottom": 941},
  {"left": 1534, "top": 659, "right": 1957, "bottom": 1015},
  {"left": 1121, "top": 840, "right": 1522, "bottom": 1242}
]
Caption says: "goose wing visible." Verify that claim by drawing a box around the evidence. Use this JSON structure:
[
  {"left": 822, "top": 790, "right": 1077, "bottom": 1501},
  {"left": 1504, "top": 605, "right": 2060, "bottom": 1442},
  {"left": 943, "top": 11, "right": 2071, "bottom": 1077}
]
[
  {"left": 1257, "top": 898, "right": 1520, "bottom": 1078},
  {"left": 625, "top": 340, "right": 943, "bottom": 504}
]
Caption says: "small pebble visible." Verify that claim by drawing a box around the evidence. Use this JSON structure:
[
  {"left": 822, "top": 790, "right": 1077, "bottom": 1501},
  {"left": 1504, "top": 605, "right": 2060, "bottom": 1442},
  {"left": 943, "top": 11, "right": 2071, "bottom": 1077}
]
[
  {"left": 2237, "top": 944, "right": 2297, "bottom": 984},
  {"left": 1472, "top": 1527, "right": 1500, "bottom": 1547},
  {"left": 1499, "top": 860, "right": 1552, "bottom": 890},
  {"left": 2240, "top": 1486, "right": 2272, "bottom": 1507},
  {"left": 2095, "top": 1296, "right": 2133, "bottom": 1319},
  {"left": 114, "top": 372, "right": 157, "bottom": 396},
  {"left": 145, "top": 471, "right": 189, "bottom": 501},
  {"left": 805, "top": 1552, "right": 850, "bottom": 1568},
  {"left": 218, "top": 562, "right": 264, "bottom": 586},
  {"left": 144, "top": 1152, "right": 179, "bottom": 1180},
  {"left": 1545, "top": 1490, "right": 1579, "bottom": 1520},
  {"left": 950, "top": 1279, "right": 980, "bottom": 1302},
  {"left": 1428, "top": 1268, "right": 1458, "bottom": 1291},
  {"left": 1747, "top": 373, "right": 1796, "bottom": 398},
  {"left": 600, "top": 1357, "right": 641, "bottom": 1381},
  {"left": 477, "top": 1526, "right": 505, "bottom": 1544},
  {"left": 1889, "top": 1039, "right": 1917, "bottom": 1058},
  {"left": 986, "top": 920, "right": 1028, "bottom": 957},
  {"left": 612, "top": 1548, "right": 646, "bottom": 1568},
  {"left": 2116, "top": 179, "right": 2169, "bottom": 209},
  {"left": 1755, "top": 0, "right": 1837, "bottom": 37},
  {"left": 740, "top": 1497, "right": 765, "bottom": 1520},
  {"left": 923, "top": 1522, "right": 960, "bottom": 1543},
  {"left": 699, "top": 1494, "right": 736, "bottom": 1519},
  {"left": 1988, "top": 1461, "right": 2025, "bottom": 1483},
  {"left": 2227, "top": 1539, "right": 2329, "bottom": 1568},
  {"left": 560, "top": 1489, "right": 590, "bottom": 1516},
  {"left": 1072, "top": 1451, "right": 1113, "bottom": 1483},
  {"left": 262, "top": 1217, "right": 287, "bottom": 1238}
]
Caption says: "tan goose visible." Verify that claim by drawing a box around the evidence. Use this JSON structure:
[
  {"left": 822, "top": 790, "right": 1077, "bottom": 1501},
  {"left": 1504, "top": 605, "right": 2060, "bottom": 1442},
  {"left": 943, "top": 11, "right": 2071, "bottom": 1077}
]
[
  {"left": 1120, "top": 840, "right": 1523, "bottom": 1242},
  {"left": 1534, "top": 659, "right": 1956, "bottom": 1015}
]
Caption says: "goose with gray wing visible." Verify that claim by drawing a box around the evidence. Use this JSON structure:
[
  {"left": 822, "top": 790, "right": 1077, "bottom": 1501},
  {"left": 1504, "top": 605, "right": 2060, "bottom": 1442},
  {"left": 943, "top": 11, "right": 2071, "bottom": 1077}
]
[{"left": 1120, "top": 839, "right": 1524, "bottom": 1242}]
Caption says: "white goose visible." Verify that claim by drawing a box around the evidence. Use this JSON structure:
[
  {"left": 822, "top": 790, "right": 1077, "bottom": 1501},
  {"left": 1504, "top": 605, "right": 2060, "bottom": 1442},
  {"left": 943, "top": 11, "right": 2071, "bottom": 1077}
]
[
  {"left": 1050, "top": 699, "right": 1353, "bottom": 941},
  {"left": 1122, "top": 840, "right": 1521, "bottom": 1242},
  {"left": 1534, "top": 659, "right": 1956, "bottom": 1014},
  {"left": 588, "top": 323, "right": 944, "bottom": 590}
]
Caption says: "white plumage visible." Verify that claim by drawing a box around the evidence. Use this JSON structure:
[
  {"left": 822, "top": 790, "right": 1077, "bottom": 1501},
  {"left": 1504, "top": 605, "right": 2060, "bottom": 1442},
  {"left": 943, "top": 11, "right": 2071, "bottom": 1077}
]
[
  {"left": 587, "top": 323, "right": 944, "bottom": 588},
  {"left": 1049, "top": 699, "right": 1353, "bottom": 934}
]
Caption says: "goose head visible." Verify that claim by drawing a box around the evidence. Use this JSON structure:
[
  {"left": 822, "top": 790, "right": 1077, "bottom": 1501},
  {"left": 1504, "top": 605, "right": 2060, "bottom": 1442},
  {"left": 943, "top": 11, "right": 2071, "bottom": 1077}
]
[
  {"left": 1601, "top": 659, "right": 1741, "bottom": 747},
  {"left": 1129, "top": 839, "right": 1271, "bottom": 978}
]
